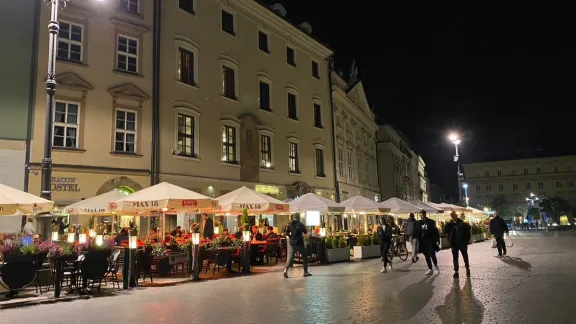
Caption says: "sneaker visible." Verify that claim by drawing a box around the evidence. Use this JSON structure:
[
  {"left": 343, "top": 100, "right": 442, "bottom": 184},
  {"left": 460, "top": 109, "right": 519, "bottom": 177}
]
[
  {"left": 434, "top": 266, "right": 440, "bottom": 274},
  {"left": 453, "top": 272, "right": 459, "bottom": 279},
  {"left": 381, "top": 267, "right": 387, "bottom": 273},
  {"left": 466, "top": 268, "right": 471, "bottom": 278},
  {"left": 425, "top": 269, "right": 433, "bottom": 275},
  {"left": 388, "top": 262, "right": 393, "bottom": 270},
  {"left": 283, "top": 271, "right": 288, "bottom": 279},
  {"left": 303, "top": 272, "right": 312, "bottom": 277}
]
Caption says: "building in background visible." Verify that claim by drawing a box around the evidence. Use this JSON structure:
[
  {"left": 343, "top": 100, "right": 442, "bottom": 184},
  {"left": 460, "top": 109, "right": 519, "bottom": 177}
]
[
  {"left": 158, "top": 1, "right": 335, "bottom": 229},
  {"left": 0, "top": 0, "right": 40, "bottom": 232},
  {"left": 331, "top": 72, "right": 379, "bottom": 202},
  {"left": 376, "top": 125, "right": 428, "bottom": 201},
  {"left": 464, "top": 155, "right": 576, "bottom": 212},
  {"left": 23, "top": 1, "right": 153, "bottom": 221}
]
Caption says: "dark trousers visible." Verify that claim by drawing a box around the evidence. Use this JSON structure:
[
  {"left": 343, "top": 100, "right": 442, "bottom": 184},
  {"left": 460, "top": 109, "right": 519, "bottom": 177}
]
[
  {"left": 495, "top": 234, "right": 507, "bottom": 256},
  {"left": 451, "top": 244, "right": 469, "bottom": 272},
  {"left": 380, "top": 240, "right": 391, "bottom": 267},
  {"left": 421, "top": 243, "right": 437, "bottom": 270},
  {"left": 284, "top": 244, "right": 308, "bottom": 273}
]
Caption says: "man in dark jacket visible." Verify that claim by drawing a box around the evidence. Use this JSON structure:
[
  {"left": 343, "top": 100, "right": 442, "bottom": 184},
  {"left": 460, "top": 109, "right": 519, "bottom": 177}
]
[
  {"left": 489, "top": 211, "right": 509, "bottom": 257},
  {"left": 283, "top": 215, "right": 311, "bottom": 278},
  {"left": 405, "top": 213, "right": 419, "bottom": 263},
  {"left": 202, "top": 213, "right": 214, "bottom": 239},
  {"left": 444, "top": 212, "right": 471, "bottom": 278},
  {"left": 377, "top": 217, "right": 393, "bottom": 273},
  {"left": 419, "top": 210, "right": 440, "bottom": 275}
]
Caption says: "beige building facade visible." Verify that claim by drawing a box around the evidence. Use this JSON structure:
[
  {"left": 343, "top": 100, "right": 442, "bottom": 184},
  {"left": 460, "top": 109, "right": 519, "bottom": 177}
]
[
  {"left": 157, "top": 1, "right": 335, "bottom": 217},
  {"left": 27, "top": 1, "right": 153, "bottom": 207},
  {"left": 464, "top": 155, "right": 576, "bottom": 210},
  {"left": 331, "top": 74, "right": 379, "bottom": 201},
  {"left": 376, "top": 125, "right": 428, "bottom": 202}
]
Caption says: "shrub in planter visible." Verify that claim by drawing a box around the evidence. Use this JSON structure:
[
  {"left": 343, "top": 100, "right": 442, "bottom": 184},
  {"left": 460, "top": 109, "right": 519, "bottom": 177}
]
[
  {"left": 76, "top": 239, "right": 115, "bottom": 282},
  {"left": 372, "top": 232, "right": 379, "bottom": 246},
  {"left": 325, "top": 236, "right": 333, "bottom": 249},
  {"left": 357, "top": 234, "right": 367, "bottom": 246},
  {"left": 325, "top": 236, "right": 350, "bottom": 263},
  {"left": 353, "top": 234, "right": 380, "bottom": 259},
  {"left": 0, "top": 234, "right": 48, "bottom": 296},
  {"left": 338, "top": 236, "right": 347, "bottom": 248}
]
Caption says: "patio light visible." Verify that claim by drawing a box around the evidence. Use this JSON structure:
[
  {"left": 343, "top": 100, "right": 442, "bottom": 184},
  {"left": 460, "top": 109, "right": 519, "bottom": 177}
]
[
  {"left": 242, "top": 230, "right": 251, "bottom": 242},
  {"left": 79, "top": 233, "right": 87, "bottom": 244},
  {"left": 95, "top": 234, "right": 103, "bottom": 246},
  {"left": 51, "top": 231, "right": 59, "bottom": 241},
  {"left": 129, "top": 236, "right": 138, "bottom": 249},
  {"left": 89, "top": 229, "right": 96, "bottom": 238},
  {"left": 67, "top": 232, "right": 75, "bottom": 243},
  {"left": 192, "top": 232, "right": 200, "bottom": 245},
  {"left": 319, "top": 227, "right": 327, "bottom": 237},
  {"left": 214, "top": 226, "right": 220, "bottom": 235}
]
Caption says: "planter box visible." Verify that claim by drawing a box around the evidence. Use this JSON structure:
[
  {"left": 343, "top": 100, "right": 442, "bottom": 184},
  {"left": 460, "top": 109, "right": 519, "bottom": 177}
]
[
  {"left": 326, "top": 247, "right": 350, "bottom": 263},
  {"left": 353, "top": 245, "right": 380, "bottom": 259},
  {"left": 440, "top": 237, "right": 450, "bottom": 249}
]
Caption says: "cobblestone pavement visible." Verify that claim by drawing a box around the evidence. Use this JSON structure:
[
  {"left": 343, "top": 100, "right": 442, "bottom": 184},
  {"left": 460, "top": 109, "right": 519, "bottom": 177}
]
[{"left": 2, "top": 232, "right": 575, "bottom": 324}]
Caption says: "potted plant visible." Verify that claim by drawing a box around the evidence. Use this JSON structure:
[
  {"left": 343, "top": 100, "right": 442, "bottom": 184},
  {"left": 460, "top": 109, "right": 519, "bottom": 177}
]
[
  {"left": 76, "top": 238, "right": 115, "bottom": 284},
  {"left": 190, "top": 223, "right": 200, "bottom": 233},
  {"left": 325, "top": 235, "right": 350, "bottom": 263},
  {"left": 151, "top": 243, "right": 170, "bottom": 275},
  {"left": 129, "top": 222, "right": 138, "bottom": 236},
  {"left": 0, "top": 234, "right": 47, "bottom": 297},
  {"left": 353, "top": 234, "right": 380, "bottom": 259}
]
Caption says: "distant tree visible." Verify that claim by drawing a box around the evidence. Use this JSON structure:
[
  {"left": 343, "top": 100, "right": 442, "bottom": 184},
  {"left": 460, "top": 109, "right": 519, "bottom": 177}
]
[
  {"left": 491, "top": 195, "right": 514, "bottom": 219},
  {"left": 539, "top": 196, "right": 571, "bottom": 223},
  {"left": 526, "top": 207, "right": 541, "bottom": 221}
]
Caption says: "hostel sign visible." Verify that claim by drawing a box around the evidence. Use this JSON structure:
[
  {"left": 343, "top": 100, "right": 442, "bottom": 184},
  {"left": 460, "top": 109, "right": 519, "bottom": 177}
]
[{"left": 51, "top": 177, "right": 80, "bottom": 192}]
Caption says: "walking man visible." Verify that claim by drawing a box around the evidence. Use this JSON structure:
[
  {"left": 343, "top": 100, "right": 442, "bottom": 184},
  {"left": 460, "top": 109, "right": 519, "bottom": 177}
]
[
  {"left": 405, "top": 213, "right": 419, "bottom": 263},
  {"left": 377, "top": 217, "right": 393, "bottom": 273},
  {"left": 444, "top": 212, "right": 471, "bottom": 278},
  {"left": 419, "top": 210, "right": 440, "bottom": 275},
  {"left": 489, "top": 211, "right": 509, "bottom": 257},
  {"left": 283, "top": 214, "right": 311, "bottom": 278}
]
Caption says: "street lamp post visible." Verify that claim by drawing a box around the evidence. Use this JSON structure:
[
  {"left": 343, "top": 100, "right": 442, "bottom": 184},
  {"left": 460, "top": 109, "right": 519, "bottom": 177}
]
[
  {"left": 448, "top": 133, "right": 465, "bottom": 205},
  {"left": 462, "top": 183, "right": 469, "bottom": 207}
]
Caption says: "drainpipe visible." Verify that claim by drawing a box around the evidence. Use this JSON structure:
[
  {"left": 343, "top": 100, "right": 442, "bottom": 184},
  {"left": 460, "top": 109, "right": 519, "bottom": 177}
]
[
  {"left": 151, "top": 0, "right": 161, "bottom": 185},
  {"left": 327, "top": 56, "right": 340, "bottom": 202},
  {"left": 24, "top": 1, "right": 41, "bottom": 192}
]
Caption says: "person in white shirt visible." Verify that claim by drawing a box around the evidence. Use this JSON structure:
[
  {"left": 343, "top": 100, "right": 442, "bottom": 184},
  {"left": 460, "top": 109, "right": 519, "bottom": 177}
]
[{"left": 23, "top": 218, "right": 35, "bottom": 236}]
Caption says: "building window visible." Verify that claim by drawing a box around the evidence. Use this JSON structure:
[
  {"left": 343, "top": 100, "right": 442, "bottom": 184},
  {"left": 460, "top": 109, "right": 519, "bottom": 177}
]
[
  {"left": 315, "top": 148, "right": 325, "bottom": 177},
  {"left": 555, "top": 166, "right": 559, "bottom": 173},
  {"left": 116, "top": 35, "right": 138, "bottom": 74},
  {"left": 221, "top": 10, "right": 235, "bottom": 35},
  {"left": 498, "top": 184, "right": 504, "bottom": 191},
  {"left": 119, "top": 0, "right": 139, "bottom": 14},
  {"left": 484, "top": 171, "right": 489, "bottom": 177},
  {"left": 364, "top": 159, "right": 369, "bottom": 184},
  {"left": 347, "top": 151, "right": 354, "bottom": 179},
  {"left": 536, "top": 167, "right": 542, "bottom": 173},
  {"left": 313, "top": 103, "right": 322, "bottom": 128},
  {"left": 487, "top": 198, "right": 493, "bottom": 206},
  {"left": 57, "top": 21, "right": 83, "bottom": 62},
  {"left": 556, "top": 180, "right": 562, "bottom": 188},
  {"left": 286, "top": 47, "right": 295, "bottom": 66},
  {"left": 115, "top": 109, "right": 137, "bottom": 153},
  {"left": 525, "top": 182, "right": 531, "bottom": 189},
  {"left": 524, "top": 168, "right": 529, "bottom": 174},
  {"left": 486, "top": 184, "right": 491, "bottom": 191},
  {"left": 538, "top": 182, "right": 544, "bottom": 189},
  {"left": 222, "top": 65, "right": 236, "bottom": 99},
  {"left": 337, "top": 147, "right": 344, "bottom": 177},
  {"left": 259, "top": 81, "right": 271, "bottom": 111},
  {"left": 357, "top": 153, "right": 362, "bottom": 182},
  {"left": 475, "top": 185, "right": 481, "bottom": 192},
  {"left": 53, "top": 101, "right": 79, "bottom": 148},
  {"left": 289, "top": 142, "right": 299, "bottom": 173},
  {"left": 287, "top": 93, "right": 298, "bottom": 120},
  {"left": 513, "top": 196, "right": 520, "bottom": 205},
  {"left": 179, "top": 0, "right": 195, "bottom": 14},
  {"left": 221, "top": 125, "right": 237, "bottom": 163},
  {"left": 176, "top": 113, "right": 195, "bottom": 158},
  {"left": 258, "top": 31, "right": 269, "bottom": 53},
  {"left": 260, "top": 135, "right": 272, "bottom": 168},
  {"left": 312, "top": 61, "right": 319, "bottom": 78},
  {"left": 569, "top": 180, "right": 575, "bottom": 188},
  {"left": 497, "top": 170, "right": 502, "bottom": 176},
  {"left": 511, "top": 169, "right": 516, "bottom": 175},
  {"left": 512, "top": 183, "right": 518, "bottom": 190},
  {"left": 177, "top": 47, "right": 196, "bottom": 86}
]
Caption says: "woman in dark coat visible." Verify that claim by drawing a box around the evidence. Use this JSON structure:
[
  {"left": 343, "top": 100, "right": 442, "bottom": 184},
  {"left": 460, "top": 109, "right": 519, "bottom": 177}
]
[{"left": 377, "top": 217, "right": 393, "bottom": 273}]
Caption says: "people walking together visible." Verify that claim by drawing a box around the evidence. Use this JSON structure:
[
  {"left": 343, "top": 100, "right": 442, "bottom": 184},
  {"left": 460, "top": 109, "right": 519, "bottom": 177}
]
[
  {"left": 283, "top": 214, "right": 312, "bottom": 278},
  {"left": 418, "top": 210, "right": 440, "bottom": 275},
  {"left": 405, "top": 213, "right": 419, "bottom": 263},
  {"left": 489, "top": 211, "right": 509, "bottom": 257},
  {"left": 377, "top": 217, "right": 393, "bottom": 273},
  {"left": 444, "top": 212, "right": 471, "bottom": 278}
]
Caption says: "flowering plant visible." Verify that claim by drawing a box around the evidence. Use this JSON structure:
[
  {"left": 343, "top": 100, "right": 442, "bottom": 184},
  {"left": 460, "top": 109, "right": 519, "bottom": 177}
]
[
  {"left": 76, "top": 238, "right": 115, "bottom": 253},
  {"left": 151, "top": 243, "right": 168, "bottom": 258},
  {"left": 38, "top": 241, "right": 78, "bottom": 258}
]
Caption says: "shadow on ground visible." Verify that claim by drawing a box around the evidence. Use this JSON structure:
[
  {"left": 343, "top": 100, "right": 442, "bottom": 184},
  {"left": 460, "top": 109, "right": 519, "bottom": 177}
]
[{"left": 436, "top": 278, "right": 484, "bottom": 324}]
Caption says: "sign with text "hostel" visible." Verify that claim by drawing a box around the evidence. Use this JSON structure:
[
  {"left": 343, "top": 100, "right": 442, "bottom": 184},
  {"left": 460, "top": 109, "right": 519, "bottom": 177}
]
[{"left": 51, "top": 177, "right": 80, "bottom": 192}]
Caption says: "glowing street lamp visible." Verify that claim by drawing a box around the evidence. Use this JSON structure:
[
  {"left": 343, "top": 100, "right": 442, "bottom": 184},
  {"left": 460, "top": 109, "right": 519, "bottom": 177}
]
[{"left": 448, "top": 132, "right": 465, "bottom": 205}]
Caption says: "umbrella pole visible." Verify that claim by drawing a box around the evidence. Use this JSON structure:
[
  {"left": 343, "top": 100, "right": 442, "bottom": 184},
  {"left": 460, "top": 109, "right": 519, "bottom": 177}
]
[{"left": 162, "top": 211, "right": 166, "bottom": 240}]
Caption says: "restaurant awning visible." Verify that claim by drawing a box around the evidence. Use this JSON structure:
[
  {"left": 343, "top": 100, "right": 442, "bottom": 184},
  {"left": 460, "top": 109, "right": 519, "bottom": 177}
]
[
  {"left": 379, "top": 197, "right": 421, "bottom": 214},
  {"left": 215, "top": 186, "right": 288, "bottom": 215},
  {"left": 288, "top": 193, "right": 344, "bottom": 214},
  {"left": 65, "top": 189, "right": 130, "bottom": 216},
  {"left": 409, "top": 200, "right": 444, "bottom": 214},
  {"left": 0, "top": 183, "right": 54, "bottom": 216},
  {"left": 340, "top": 195, "right": 391, "bottom": 214}
]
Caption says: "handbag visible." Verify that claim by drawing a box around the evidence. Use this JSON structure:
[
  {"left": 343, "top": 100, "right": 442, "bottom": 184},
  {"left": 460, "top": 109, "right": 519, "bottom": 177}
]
[
  {"left": 492, "top": 239, "right": 497, "bottom": 248},
  {"left": 505, "top": 235, "right": 513, "bottom": 247}
]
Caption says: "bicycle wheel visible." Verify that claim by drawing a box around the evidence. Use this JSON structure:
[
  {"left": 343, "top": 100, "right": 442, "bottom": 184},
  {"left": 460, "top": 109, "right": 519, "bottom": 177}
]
[
  {"left": 387, "top": 243, "right": 395, "bottom": 261},
  {"left": 398, "top": 241, "right": 409, "bottom": 261}
]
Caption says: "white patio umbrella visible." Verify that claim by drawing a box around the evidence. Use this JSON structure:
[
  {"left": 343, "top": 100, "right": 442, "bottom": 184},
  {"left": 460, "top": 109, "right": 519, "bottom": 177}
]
[
  {"left": 65, "top": 189, "right": 131, "bottom": 231},
  {"left": 215, "top": 186, "right": 288, "bottom": 215},
  {"left": 288, "top": 193, "right": 344, "bottom": 214},
  {"left": 0, "top": 183, "right": 53, "bottom": 216},
  {"left": 409, "top": 200, "right": 444, "bottom": 214},
  {"left": 340, "top": 195, "right": 390, "bottom": 214},
  {"left": 379, "top": 197, "right": 421, "bottom": 214},
  {"left": 110, "top": 182, "right": 218, "bottom": 236}
]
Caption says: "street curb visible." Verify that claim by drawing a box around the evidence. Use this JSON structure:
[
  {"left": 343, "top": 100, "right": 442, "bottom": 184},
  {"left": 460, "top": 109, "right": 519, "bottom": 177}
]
[{"left": 0, "top": 295, "right": 91, "bottom": 310}]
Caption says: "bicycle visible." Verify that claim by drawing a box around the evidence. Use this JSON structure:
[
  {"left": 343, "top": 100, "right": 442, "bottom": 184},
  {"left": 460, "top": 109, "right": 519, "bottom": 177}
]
[{"left": 387, "top": 234, "right": 409, "bottom": 261}]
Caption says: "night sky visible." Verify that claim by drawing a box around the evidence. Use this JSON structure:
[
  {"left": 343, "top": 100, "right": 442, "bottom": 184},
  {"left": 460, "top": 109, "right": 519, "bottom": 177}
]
[{"left": 272, "top": 2, "right": 576, "bottom": 195}]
